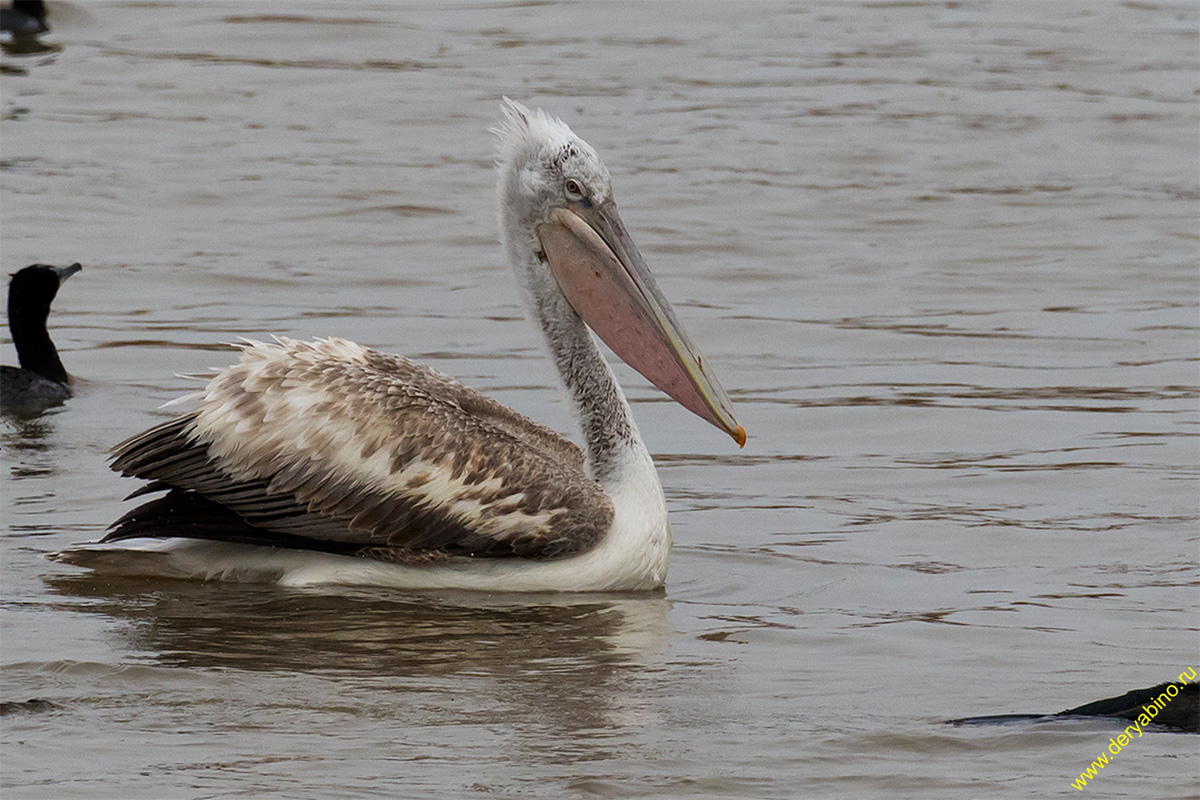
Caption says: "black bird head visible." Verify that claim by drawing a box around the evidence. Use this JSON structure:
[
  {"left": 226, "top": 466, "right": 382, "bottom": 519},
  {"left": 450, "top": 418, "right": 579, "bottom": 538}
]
[{"left": 8, "top": 263, "right": 81, "bottom": 321}]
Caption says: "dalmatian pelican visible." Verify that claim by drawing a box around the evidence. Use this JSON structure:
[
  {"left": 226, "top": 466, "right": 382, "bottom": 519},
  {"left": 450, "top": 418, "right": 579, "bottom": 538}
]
[{"left": 99, "top": 99, "right": 744, "bottom": 591}]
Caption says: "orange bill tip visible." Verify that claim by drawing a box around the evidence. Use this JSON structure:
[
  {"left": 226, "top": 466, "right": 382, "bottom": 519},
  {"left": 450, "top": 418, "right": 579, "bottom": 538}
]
[{"left": 733, "top": 424, "right": 747, "bottom": 448}]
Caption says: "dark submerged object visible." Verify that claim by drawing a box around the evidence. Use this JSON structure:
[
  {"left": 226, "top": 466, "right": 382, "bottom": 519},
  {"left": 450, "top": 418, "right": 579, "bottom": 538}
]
[
  {"left": 949, "top": 681, "right": 1198, "bottom": 733},
  {"left": 0, "top": 1, "right": 48, "bottom": 36},
  {"left": 1, "top": 263, "right": 81, "bottom": 414},
  {"left": 0, "top": 698, "right": 62, "bottom": 715}
]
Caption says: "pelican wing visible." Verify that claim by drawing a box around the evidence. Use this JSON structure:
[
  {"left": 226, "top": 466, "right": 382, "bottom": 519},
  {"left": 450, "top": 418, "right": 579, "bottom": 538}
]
[{"left": 106, "top": 338, "right": 613, "bottom": 561}]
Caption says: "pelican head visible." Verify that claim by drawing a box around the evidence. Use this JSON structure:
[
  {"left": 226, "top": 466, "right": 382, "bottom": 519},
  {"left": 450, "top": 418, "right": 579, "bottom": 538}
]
[{"left": 493, "top": 99, "right": 745, "bottom": 447}]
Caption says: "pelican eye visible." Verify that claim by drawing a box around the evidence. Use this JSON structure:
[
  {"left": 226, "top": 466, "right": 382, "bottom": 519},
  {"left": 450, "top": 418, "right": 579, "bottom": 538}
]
[{"left": 564, "top": 178, "right": 585, "bottom": 199}]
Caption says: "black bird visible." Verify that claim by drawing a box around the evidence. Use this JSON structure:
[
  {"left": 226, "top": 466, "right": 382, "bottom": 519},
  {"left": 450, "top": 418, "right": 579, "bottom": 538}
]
[
  {"left": 1, "top": 263, "right": 81, "bottom": 414},
  {"left": 0, "top": 1, "right": 48, "bottom": 37},
  {"left": 949, "top": 681, "right": 1198, "bottom": 733}
]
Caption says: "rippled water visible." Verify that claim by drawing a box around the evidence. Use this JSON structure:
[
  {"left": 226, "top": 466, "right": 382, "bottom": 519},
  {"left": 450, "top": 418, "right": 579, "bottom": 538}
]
[{"left": 2, "top": 2, "right": 1197, "bottom": 798}]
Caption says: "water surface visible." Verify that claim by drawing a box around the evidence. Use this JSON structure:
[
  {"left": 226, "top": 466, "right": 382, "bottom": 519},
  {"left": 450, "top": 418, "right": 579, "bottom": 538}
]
[{"left": 2, "top": 2, "right": 1197, "bottom": 798}]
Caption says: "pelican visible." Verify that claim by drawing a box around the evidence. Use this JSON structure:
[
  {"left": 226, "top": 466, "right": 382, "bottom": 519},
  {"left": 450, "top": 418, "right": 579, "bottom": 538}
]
[{"left": 100, "top": 100, "right": 744, "bottom": 591}]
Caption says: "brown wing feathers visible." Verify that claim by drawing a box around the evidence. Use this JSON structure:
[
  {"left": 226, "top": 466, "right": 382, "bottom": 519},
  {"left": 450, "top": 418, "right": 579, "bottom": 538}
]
[{"left": 106, "top": 339, "right": 614, "bottom": 562}]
